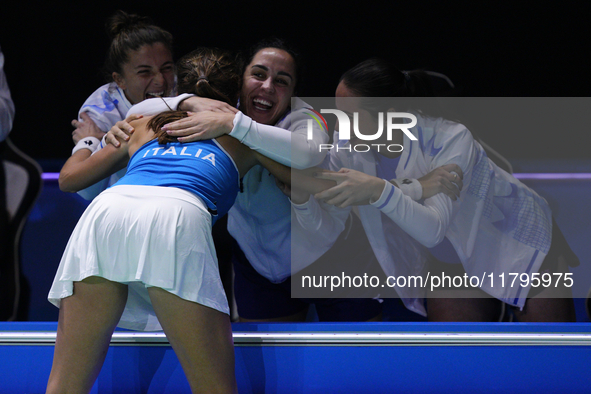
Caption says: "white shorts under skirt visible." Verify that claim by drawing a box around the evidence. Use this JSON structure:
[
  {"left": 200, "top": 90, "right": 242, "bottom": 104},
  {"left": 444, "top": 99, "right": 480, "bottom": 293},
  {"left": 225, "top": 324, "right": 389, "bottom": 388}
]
[{"left": 48, "top": 185, "right": 229, "bottom": 331}]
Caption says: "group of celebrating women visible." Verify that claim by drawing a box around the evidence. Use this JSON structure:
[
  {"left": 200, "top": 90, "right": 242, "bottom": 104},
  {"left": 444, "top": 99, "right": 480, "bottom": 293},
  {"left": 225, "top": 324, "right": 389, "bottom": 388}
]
[{"left": 46, "top": 10, "right": 578, "bottom": 393}]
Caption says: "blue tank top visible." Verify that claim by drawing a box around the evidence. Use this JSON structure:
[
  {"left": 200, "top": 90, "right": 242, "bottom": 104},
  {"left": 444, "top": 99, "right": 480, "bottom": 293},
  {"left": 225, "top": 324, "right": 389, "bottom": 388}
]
[{"left": 114, "top": 139, "right": 240, "bottom": 224}]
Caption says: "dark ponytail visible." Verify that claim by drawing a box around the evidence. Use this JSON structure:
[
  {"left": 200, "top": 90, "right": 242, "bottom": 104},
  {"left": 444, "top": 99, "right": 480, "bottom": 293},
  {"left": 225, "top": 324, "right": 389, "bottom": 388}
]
[
  {"left": 340, "top": 58, "right": 443, "bottom": 117},
  {"left": 340, "top": 58, "right": 434, "bottom": 97}
]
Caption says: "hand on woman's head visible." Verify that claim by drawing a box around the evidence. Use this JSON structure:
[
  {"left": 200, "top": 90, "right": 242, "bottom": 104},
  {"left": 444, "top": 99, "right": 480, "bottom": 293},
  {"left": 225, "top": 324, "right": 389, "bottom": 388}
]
[
  {"left": 105, "top": 114, "right": 143, "bottom": 148},
  {"left": 161, "top": 111, "right": 235, "bottom": 143},
  {"left": 178, "top": 96, "right": 238, "bottom": 114}
]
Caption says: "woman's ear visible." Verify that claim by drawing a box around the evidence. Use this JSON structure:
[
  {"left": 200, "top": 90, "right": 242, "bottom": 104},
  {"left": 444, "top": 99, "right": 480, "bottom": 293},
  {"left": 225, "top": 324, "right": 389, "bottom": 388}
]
[{"left": 112, "top": 72, "right": 126, "bottom": 90}]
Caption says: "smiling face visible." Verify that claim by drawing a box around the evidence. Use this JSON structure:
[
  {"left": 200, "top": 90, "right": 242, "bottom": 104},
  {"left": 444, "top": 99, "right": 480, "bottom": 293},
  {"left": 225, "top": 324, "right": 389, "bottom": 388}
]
[
  {"left": 112, "top": 42, "right": 175, "bottom": 105},
  {"left": 240, "top": 48, "right": 296, "bottom": 125}
]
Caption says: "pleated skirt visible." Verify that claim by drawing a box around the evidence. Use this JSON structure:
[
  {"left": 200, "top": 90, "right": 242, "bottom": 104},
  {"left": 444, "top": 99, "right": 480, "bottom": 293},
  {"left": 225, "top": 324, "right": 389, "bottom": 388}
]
[{"left": 48, "top": 185, "right": 229, "bottom": 331}]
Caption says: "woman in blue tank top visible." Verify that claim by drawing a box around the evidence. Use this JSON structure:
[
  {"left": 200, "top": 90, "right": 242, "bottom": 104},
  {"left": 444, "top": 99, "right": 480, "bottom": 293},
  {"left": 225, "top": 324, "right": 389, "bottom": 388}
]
[{"left": 47, "top": 48, "right": 327, "bottom": 394}]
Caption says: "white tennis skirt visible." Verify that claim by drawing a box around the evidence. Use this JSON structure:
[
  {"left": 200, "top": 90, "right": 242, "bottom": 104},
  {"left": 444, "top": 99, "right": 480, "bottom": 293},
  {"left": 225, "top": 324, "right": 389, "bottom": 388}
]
[{"left": 48, "top": 185, "right": 229, "bottom": 331}]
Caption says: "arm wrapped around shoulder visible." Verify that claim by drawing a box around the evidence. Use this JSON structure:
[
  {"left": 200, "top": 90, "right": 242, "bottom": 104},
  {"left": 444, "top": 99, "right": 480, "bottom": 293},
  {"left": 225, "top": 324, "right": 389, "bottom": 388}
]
[{"left": 229, "top": 107, "right": 329, "bottom": 169}]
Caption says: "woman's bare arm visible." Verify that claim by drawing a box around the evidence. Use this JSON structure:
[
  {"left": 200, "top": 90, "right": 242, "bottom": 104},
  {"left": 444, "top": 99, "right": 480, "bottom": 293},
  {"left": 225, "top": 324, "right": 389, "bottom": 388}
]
[
  {"left": 59, "top": 143, "right": 129, "bottom": 193},
  {"left": 254, "top": 152, "right": 335, "bottom": 195},
  {"left": 213, "top": 134, "right": 336, "bottom": 196}
]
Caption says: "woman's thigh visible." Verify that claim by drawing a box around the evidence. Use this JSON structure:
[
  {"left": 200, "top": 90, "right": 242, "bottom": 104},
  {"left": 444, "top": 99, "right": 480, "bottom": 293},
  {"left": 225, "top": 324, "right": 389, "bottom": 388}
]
[{"left": 148, "top": 287, "right": 237, "bottom": 393}]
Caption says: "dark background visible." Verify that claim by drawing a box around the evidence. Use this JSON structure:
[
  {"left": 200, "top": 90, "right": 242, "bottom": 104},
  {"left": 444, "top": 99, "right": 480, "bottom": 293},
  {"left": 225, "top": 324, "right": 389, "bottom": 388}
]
[{"left": 1, "top": 2, "right": 589, "bottom": 169}]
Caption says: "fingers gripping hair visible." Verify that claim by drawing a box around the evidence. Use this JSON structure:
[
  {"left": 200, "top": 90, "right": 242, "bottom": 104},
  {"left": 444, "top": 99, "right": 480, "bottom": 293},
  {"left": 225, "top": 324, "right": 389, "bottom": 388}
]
[{"left": 148, "top": 111, "right": 189, "bottom": 144}]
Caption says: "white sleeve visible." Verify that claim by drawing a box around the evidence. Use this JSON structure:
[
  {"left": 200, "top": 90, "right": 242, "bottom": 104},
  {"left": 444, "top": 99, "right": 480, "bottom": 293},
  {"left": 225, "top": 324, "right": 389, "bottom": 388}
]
[
  {"left": 78, "top": 86, "right": 127, "bottom": 132},
  {"left": 370, "top": 122, "right": 477, "bottom": 248},
  {"left": 126, "top": 94, "right": 195, "bottom": 117},
  {"left": 291, "top": 196, "right": 350, "bottom": 240},
  {"left": 390, "top": 122, "right": 475, "bottom": 201},
  {"left": 428, "top": 122, "right": 476, "bottom": 173},
  {"left": 230, "top": 108, "right": 329, "bottom": 169},
  {"left": 371, "top": 181, "right": 452, "bottom": 248},
  {"left": 289, "top": 146, "right": 350, "bottom": 245},
  {"left": 325, "top": 131, "right": 348, "bottom": 172},
  {"left": 390, "top": 178, "right": 423, "bottom": 201},
  {"left": 0, "top": 48, "right": 15, "bottom": 142}
]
